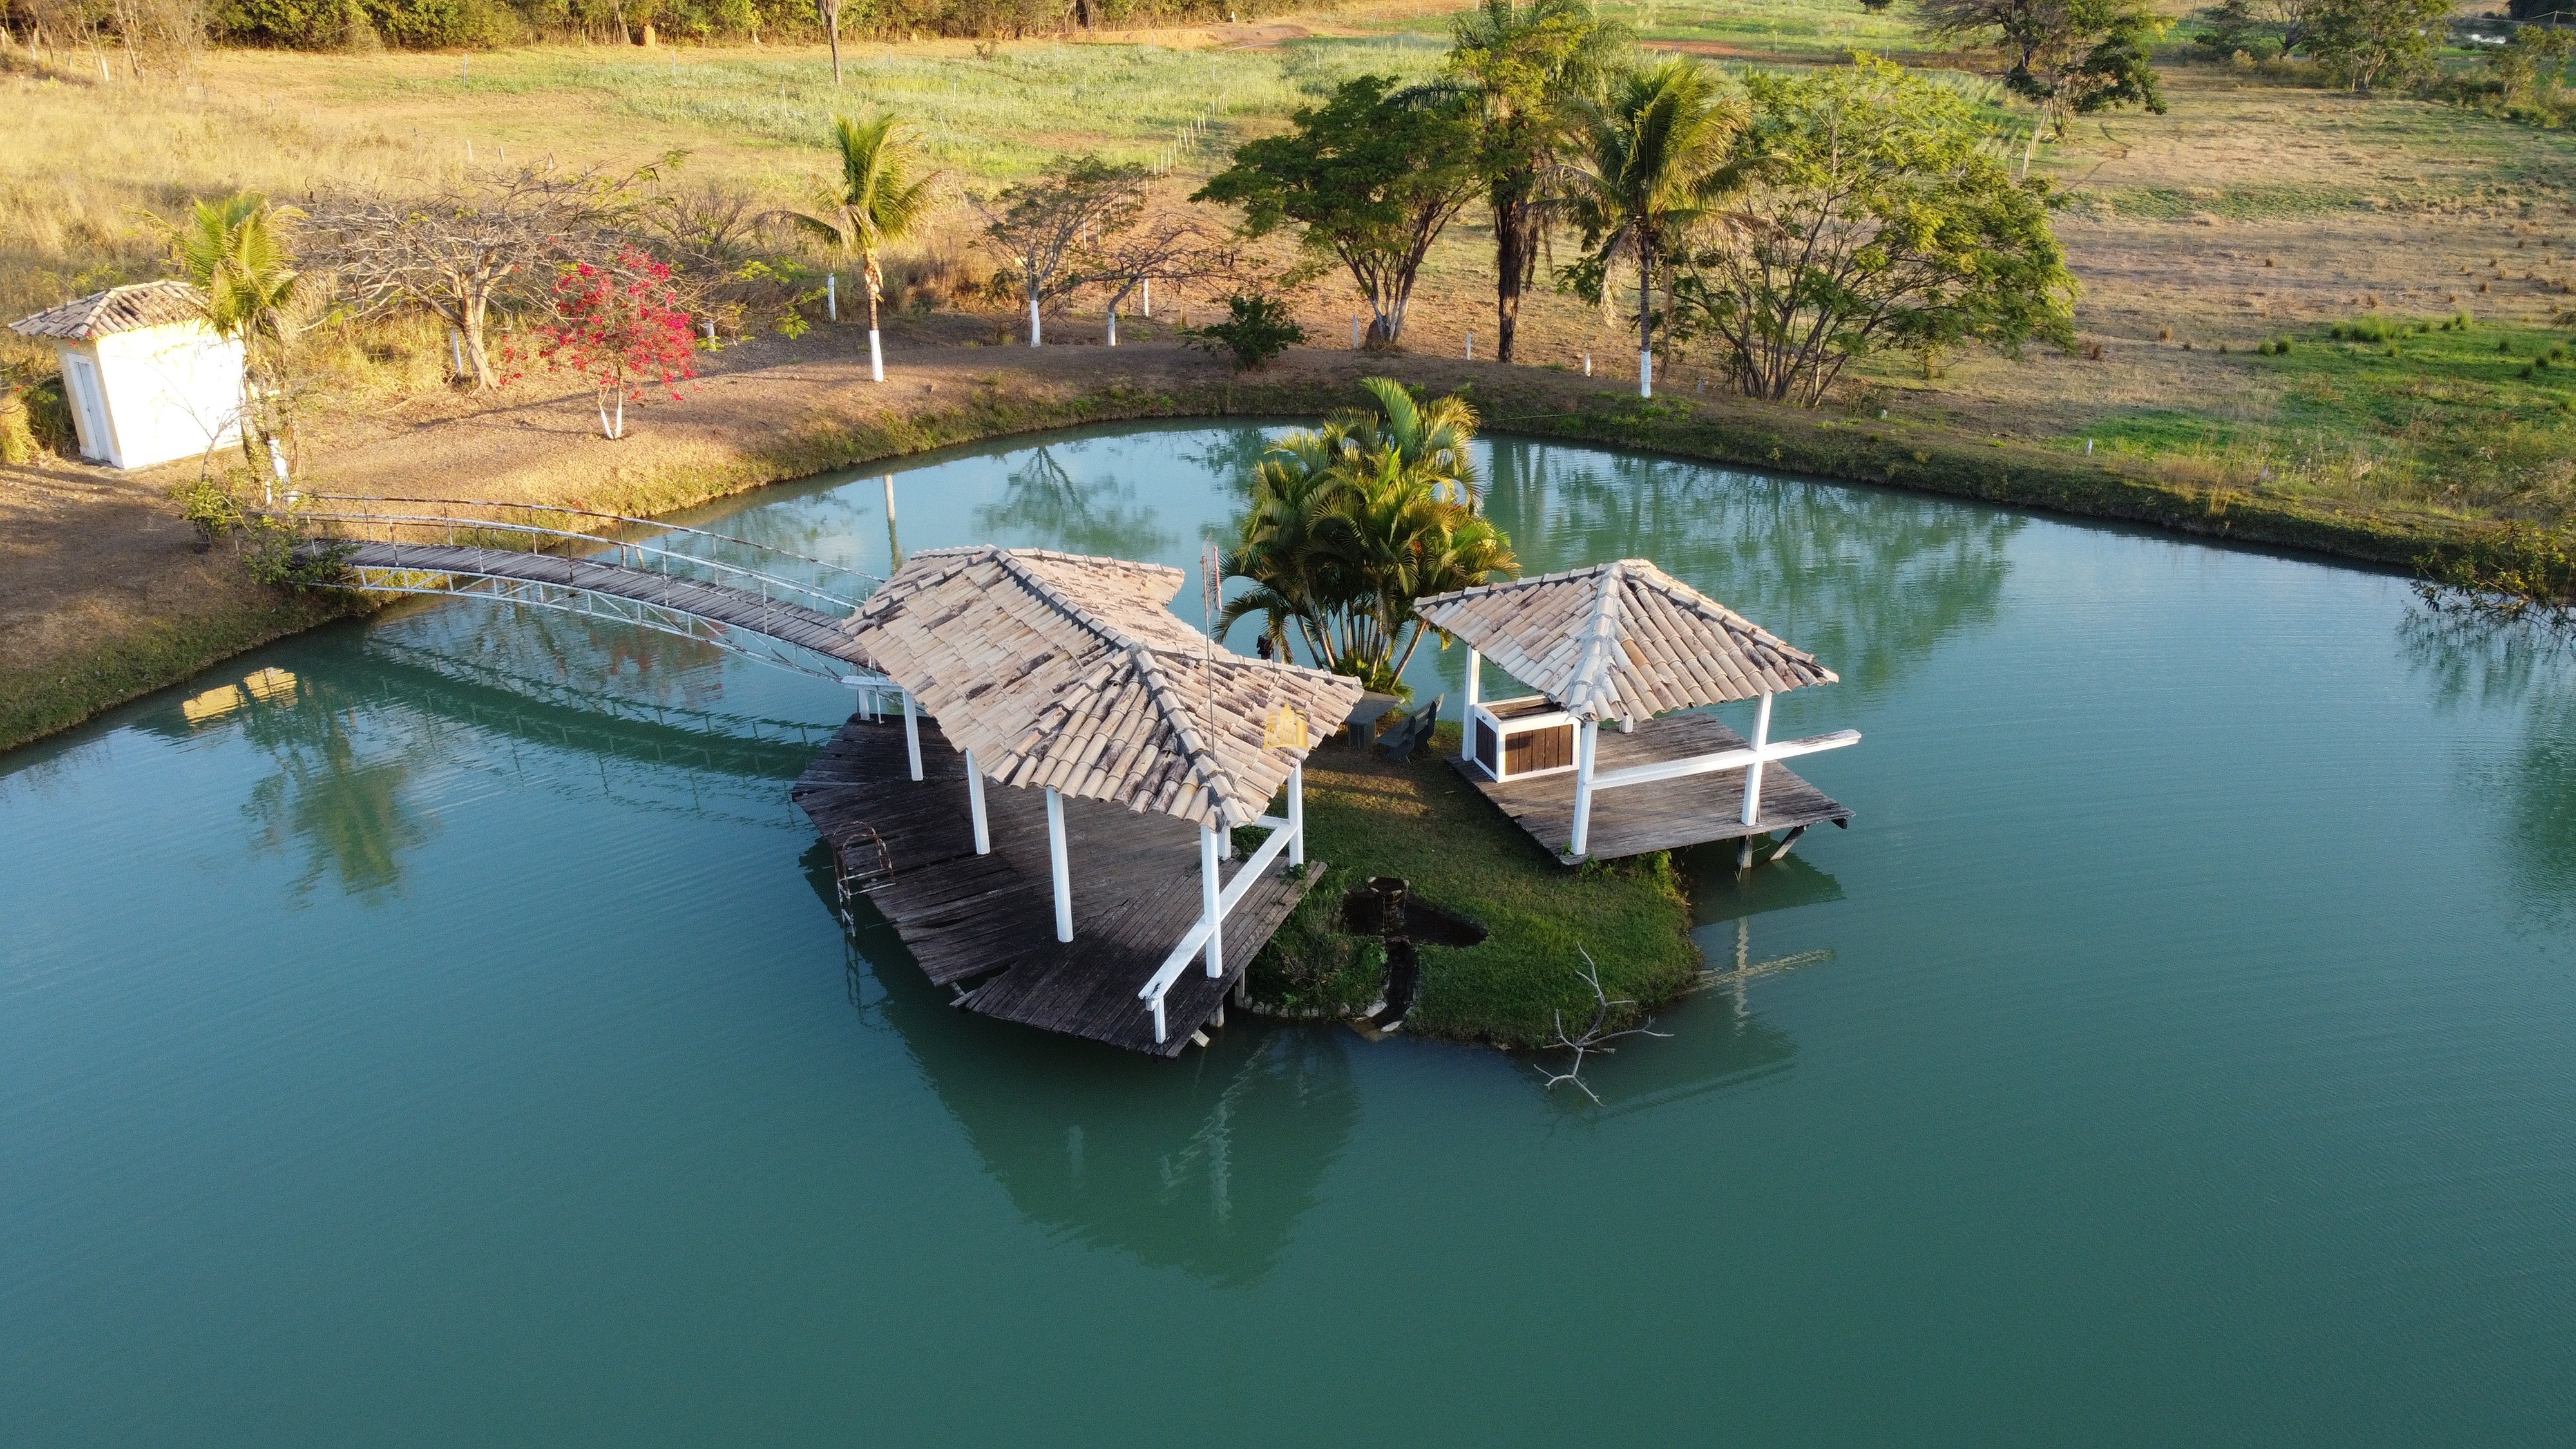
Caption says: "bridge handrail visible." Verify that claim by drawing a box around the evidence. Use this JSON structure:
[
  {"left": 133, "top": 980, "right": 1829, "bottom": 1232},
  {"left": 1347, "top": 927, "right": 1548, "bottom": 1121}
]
[
  {"left": 292, "top": 493, "right": 886, "bottom": 589},
  {"left": 279, "top": 511, "right": 866, "bottom": 614}
]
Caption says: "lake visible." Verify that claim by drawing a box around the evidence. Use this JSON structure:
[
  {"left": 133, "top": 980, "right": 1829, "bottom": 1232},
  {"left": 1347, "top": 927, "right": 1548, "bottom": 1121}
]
[{"left": 4, "top": 422, "right": 2571, "bottom": 1445}]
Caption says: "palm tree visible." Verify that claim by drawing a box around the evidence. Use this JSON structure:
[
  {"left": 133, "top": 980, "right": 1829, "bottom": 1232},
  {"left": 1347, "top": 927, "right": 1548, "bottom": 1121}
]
[
  {"left": 1565, "top": 57, "right": 1744, "bottom": 397},
  {"left": 1445, "top": 0, "right": 1630, "bottom": 363},
  {"left": 1223, "top": 379, "right": 1518, "bottom": 694},
  {"left": 169, "top": 193, "right": 305, "bottom": 485},
  {"left": 790, "top": 113, "right": 938, "bottom": 383}
]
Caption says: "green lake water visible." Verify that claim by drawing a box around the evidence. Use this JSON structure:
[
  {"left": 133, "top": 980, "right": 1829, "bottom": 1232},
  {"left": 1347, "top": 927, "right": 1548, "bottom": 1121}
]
[{"left": 5, "top": 422, "right": 2573, "bottom": 1444}]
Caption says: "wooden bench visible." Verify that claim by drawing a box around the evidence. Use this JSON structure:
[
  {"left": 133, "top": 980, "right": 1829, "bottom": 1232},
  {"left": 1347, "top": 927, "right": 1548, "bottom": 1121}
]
[{"left": 1378, "top": 694, "right": 1443, "bottom": 762}]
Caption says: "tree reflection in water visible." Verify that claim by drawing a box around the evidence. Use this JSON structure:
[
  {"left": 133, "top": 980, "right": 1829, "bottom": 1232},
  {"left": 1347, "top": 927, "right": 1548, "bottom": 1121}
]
[
  {"left": 976, "top": 443, "right": 1181, "bottom": 559},
  {"left": 813, "top": 846, "right": 1357, "bottom": 1288},
  {"left": 1480, "top": 440, "right": 2023, "bottom": 697},
  {"left": 2398, "top": 603, "right": 2576, "bottom": 927},
  {"left": 235, "top": 672, "right": 443, "bottom": 904},
  {"left": 1539, "top": 851, "right": 1845, "bottom": 1119}
]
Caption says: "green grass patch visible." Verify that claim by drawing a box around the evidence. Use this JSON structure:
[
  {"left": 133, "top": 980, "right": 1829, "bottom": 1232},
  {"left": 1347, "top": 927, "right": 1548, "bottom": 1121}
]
[{"left": 1250, "top": 722, "right": 1702, "bottom": 1048}]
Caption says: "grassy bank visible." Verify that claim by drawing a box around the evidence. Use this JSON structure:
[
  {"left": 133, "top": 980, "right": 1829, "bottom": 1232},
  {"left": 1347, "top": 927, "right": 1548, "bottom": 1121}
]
[
  {"left": 1249, "top": 724, "right": 1703, "bottom": 1047},
  {"left": 11, "top": 350, "right": 2571, "bottom": 758}
]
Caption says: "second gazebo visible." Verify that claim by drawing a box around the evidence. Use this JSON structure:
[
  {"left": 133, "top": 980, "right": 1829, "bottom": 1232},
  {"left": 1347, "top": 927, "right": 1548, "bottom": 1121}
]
[{"left": 1417, "top": 558, "right": 1861, "bottom": 866}]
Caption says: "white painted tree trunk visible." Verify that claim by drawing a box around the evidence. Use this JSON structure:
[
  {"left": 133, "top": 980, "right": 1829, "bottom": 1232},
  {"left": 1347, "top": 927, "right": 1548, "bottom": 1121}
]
[
  {"left": 1639, "top": 350, "right": 1653, "bottom": 399},
  {"left": 1141, "top": 278, "right": 1151, "bottom": 317},
  {"left": 868, "top": 328, "right": 883, "bottom": 383},
  {"left": 1028, "top": 297, "right": 1042, "bottom": 347},
  {"left": 1106, "top": 309, "right": 1118, "bottom": 346},
  {"left": 826, "top": 272, "right": 837, "bottom": 321}
]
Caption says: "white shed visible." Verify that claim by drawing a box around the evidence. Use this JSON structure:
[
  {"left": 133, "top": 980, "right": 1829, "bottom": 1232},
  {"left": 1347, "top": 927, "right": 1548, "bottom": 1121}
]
[{"left": 8, "top": 281, "right": 244, "bottom": 470}]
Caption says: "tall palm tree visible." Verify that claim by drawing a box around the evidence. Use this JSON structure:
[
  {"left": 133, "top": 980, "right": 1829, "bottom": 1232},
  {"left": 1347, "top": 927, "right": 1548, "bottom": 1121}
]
[
  {"left": 170, "top": 193, "right": 305, "bottom": 482},
  {"left": 1445, "top": 0, "right": 1630, "bottom": 364},
  {"left": 1566, "top": 57, "right": 1745, "bottom": 397},
  {"left": 1337, "top": 375, "right": 1482, "bottom": 504},
  {"left": 790, "top": 113, "right": 938, "bottom": 383}
]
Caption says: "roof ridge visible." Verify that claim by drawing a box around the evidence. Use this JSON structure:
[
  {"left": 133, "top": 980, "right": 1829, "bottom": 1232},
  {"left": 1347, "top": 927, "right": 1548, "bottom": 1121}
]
[
  {"left": 1123, "top": 640, "right": 1252, "bottom": 828},
  {"left": 986, "top": 545, "right": 1152, "bottom": 656},
  {"left": 1563, "top": 558, "right": 1630, "bottom": 719}
]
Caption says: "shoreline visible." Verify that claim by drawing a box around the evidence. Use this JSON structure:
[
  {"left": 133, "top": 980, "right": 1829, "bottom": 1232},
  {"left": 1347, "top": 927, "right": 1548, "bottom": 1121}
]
[{"left": 5, "top": 339, "right": 2562, "bottom": 756}]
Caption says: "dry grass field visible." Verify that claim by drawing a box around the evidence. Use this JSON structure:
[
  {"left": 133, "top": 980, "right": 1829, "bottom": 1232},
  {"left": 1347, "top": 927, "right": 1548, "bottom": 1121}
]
[{"left": 6, "top": 1, "right": 2576, "bottom": 526}]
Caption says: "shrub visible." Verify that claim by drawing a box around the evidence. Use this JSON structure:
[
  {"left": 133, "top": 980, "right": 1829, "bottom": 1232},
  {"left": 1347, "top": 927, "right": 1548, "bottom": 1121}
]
[
  {"left": 0, "top": 390, "right": 35, "bottom": 464},
  {"left": 1182, "top": 294, "right": 1306, "bottom": 372},
  {"left": 19, "top": 377, "right": 75, "bottom": 455}
]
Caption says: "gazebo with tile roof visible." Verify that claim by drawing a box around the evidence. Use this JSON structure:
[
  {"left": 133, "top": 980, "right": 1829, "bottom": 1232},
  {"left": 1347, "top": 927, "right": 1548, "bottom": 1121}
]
[
  {"left": 821, "top": 545, "right": 1364, "bottom": 1047},
  {"left": 1418, "top": 558, "right": 1860, "bottom": 864}
]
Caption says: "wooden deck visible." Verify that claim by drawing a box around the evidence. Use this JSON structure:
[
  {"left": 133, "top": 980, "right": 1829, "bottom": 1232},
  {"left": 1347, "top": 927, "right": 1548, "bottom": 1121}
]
[
  {"left": 1451, "top": 711, "right": 1851, "bottom": 864},
  {"left": 792, "top": 715, "right": 1321, "bottom": 1057}
]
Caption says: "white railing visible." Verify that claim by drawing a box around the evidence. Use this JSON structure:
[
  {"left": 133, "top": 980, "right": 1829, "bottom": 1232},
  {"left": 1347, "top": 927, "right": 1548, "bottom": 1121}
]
[
  {"left": 1587, "top": 730, "right": 1862, "bottom": 792},
  {"left": 1139, "top": 810, "right": 1299, "bottom": 1045}
]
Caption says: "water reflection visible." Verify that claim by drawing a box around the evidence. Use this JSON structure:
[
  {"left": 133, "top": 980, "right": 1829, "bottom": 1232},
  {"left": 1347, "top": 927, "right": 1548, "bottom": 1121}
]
[
  {"left": 816, "top": 848, "right": 1357, "bottom": 1287},
  {"left": 975, "top": 442, "right": 1181, "bottom": 558},
  {"left": 2398, "top": 604, "right": 2576, "bottom": 925},
  {"left": 229, "top": 667, "right": 443, "bottom": 903},
  {"left": 1541, "top": 853, "right": 1844, "bottom": 1119},
  {"left": 1483, "top": 440, "right": 2023, "bottom": 696}
]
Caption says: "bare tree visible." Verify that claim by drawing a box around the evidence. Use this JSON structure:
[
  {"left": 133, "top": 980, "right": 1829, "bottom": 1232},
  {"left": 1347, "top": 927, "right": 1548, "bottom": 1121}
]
[
  {"left": 1091, "top": 215, "right": 1238, "bottom": 346},
  {"left": 310, "top": 159, "right": 671, "bottom": 389},
  {"left": 973, "top": 155, "right": 1149, "bottom": 347},
  {"left": 1536, "top": 946, "right": 1670, "bottom": 1105}
]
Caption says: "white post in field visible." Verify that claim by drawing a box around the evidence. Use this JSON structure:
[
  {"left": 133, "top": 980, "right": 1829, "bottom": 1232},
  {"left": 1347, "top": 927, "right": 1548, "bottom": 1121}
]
[
  {"left": 1583, "top": 351, "right": 1591, "bottom": 377},
  {"left": 900, "top": 690, "right": 923, "bottom": 782},
  {"left": 1047, "top": 788, "right": 1073, "bottom": 942},
  {"left": 1460, "top": 648, "right": 1480, "bottom": 761},
  {"left": 1570, "top": 718, "right": 1599, "bottom": 857},
  {"left": 1465, "top": 331, "right": 1473, "bottom": 361},
  {"left": 1200, "top": 824, "right": 1224, "bottom": 978},
  {"left": 1028, "top": 296, "right": 1042, "bottom": 346},
  {"left": 1741, "top": 690, "right": 1773, "bottom": 827},
  {"left": 1288, "top": 762, "right": 1305, "bottom": 867},
  {"left": 826, "top": 272, "right": 837, "bottom": 321},
  {"left": 964, "top": 748, "right": 990, "bottom": 855}
]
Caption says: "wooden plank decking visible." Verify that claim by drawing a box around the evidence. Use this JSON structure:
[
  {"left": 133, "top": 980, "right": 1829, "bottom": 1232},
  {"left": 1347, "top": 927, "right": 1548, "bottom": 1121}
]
[
  {"left": 1451, "top": 711, "right": 1851, "bottom": 864},
  {"left": 792, "top": 715, "right": 1322, "bottom": 1056}
]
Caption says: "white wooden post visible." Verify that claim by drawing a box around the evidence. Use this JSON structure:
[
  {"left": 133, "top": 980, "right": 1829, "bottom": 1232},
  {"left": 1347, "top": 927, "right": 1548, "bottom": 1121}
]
[
  {"left": 1741, "top": 690, "right": 1773, "bottom": 827},
  {"left": 1570, "top": 718, "right": 1599, "bottom": 857},
  {"left": 964, "top": 747, "right": 990, "bottom": 855},
  {"left": 1047, "top": 787, "right": 1073, "bottom": 942},
  {"left": 1201, "top": 824, "right": 1224, "bottom": 978},
  {"left": 1288, "top": 761, "right": 1305, "bottom": 867},
  {"left": 1460, "top": 648, "right": 1480, "bottom": 761},
  {"left": 901, "top": 690, "right": 923, "bottom": 782}
]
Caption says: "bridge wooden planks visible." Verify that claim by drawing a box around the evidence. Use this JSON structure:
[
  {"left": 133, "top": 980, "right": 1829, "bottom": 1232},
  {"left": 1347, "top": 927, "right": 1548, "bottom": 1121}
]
[
  {"left": 337, "top": 542, "right": 866, "bottom": 663},
  {"left": 792, "top": 715, "right": 1322, "bottom": 1056},
  {"left": 1452, "top": 711, "right": 1851, "bottom": 864}
]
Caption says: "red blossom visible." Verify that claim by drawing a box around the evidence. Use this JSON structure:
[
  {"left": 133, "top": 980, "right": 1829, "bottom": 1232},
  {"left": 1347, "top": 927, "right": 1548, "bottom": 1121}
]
[{"left": 522, "top": 247, "right": 700, "bottom": 433}]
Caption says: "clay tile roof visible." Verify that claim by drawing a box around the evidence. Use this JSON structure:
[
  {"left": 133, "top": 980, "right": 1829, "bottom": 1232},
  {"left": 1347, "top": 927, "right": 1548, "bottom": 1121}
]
[
  {"left": 1417, "top": 558, "right": 1837, "bottom": 724},
  {"left": 8, "top": 280, "right": 209, "bottom": 341},
  {"left": 841, "top": 545, "right": 1367, "bottom": 829}
]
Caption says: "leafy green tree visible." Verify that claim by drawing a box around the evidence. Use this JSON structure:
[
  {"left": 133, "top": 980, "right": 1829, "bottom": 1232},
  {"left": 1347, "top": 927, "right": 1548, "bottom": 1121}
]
[
  {"left": 1672, "top": 58, "right": 2076, "bottom": 406},
  {"left": 1444, "top": 0, "right": 1633, "bottom": 363},
  {"left": 1560, "top": 55, "right": 1745, "bottom": 398},
  {"left": 2296, "top": 0, "right": 2450, "bottom": 91},
  {"left": 1195, "top": 76, "right": 1483, "bottom": 348},
  {"left": 2488, "top": 21, "right": 2576, "bottom": 107},
  {"left": 167, "top": 192, "right": 307, "bottom": 482},
  {"left": 1222, "top": 379, "right": 1516, "bottom": 691},
  {"left": 790, "top": 113, "right": 939, "bottom": 381},
  {"left": 1916, "top": 0, "right": 2168, "bottom": 137}
]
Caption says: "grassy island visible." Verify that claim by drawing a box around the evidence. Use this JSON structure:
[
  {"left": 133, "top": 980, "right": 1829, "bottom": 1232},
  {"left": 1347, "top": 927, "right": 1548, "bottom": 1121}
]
[{"left": 1248, "top": 721, "right": 1703, "bottom": 1048}]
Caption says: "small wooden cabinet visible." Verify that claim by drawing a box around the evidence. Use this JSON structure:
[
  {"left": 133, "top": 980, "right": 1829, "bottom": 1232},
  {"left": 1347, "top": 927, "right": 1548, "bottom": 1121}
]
[{"left": 1467, "top": 695, "right": 1578, "bottom": 781}]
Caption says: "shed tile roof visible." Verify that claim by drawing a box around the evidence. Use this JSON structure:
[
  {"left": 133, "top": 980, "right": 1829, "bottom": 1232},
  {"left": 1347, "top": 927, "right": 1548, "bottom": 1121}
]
[
  {"left": 1418, "top": 558, "right": 1835, "bottom": 724},
  {"left": 842, "top": 546, "right": 1366, "bottom": 829},
  {"left": 8, "top": 281, "right": 209, "bottom": 341}
]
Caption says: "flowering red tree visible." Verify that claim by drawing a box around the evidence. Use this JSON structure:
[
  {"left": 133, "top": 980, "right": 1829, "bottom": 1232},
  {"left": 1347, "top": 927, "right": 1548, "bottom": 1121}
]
[{"left": 530, "top": 248, "right": 698, "bottom": 439}]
